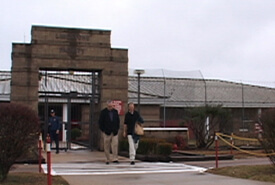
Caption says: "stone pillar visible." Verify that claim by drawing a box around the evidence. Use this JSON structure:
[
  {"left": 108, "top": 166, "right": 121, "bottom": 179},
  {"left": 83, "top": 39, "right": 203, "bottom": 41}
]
[{"left": 11, "top": 44, "right": 39, "bottom": 111}]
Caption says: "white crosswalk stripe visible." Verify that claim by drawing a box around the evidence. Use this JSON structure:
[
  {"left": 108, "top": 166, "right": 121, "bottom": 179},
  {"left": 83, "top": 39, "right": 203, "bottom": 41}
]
[{"left": 42, "top": 162, "right": 206, "bottom": 176}]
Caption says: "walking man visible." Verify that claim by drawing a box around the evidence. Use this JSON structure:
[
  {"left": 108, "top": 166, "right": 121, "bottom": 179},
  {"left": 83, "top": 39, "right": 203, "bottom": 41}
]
[
  {"left": 99, "top": 100, "right": 120, "bottom": 164},
  {"left": 123, "top": 102, "right": 144, "bottom": 165}
]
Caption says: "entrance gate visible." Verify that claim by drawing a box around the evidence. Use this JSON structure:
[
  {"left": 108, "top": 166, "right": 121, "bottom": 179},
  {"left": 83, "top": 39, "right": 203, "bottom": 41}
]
[
  {"left": 38, "top": 70, "right": 100, "bottom": 150},
  {"left": 11, "top": 25, "right": 128, "bottom": 150}
]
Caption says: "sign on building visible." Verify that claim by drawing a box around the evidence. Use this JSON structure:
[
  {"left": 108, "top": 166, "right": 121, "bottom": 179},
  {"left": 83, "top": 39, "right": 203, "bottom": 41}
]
[{"left": 113, "top": 100, "right": 124, "bottom": 115}]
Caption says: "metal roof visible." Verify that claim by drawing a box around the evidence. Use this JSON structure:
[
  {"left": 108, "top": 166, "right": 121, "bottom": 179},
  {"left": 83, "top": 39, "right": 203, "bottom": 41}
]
[
  {"left": 1, "top": 71, "right": 275, "bottom": 108},
  {"left": 39, "top": 72, "right": 95, "bottom": 95},
  {"left": 128, "top": 76, "right": 275, "bottom": 108},
  {"left": 38, "top": 71, "right": 100, "bottom": 103}
]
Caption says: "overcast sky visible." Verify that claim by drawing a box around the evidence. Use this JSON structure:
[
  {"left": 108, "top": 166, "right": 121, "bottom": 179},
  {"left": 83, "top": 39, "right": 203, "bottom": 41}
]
[{"left": 1, "top": 0, "right": 275, "bottom": 86}]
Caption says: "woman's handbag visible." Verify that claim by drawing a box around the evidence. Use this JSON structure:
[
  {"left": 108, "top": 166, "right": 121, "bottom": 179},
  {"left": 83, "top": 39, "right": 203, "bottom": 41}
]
[{"left": 135, "top": 122, "right": 144, "bottom": 135}]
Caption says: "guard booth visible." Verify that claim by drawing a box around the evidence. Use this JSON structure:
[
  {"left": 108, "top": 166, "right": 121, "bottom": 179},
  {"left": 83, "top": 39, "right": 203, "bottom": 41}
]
[{"left": 11, "top": 25, "right": 128, "bottom": 150}]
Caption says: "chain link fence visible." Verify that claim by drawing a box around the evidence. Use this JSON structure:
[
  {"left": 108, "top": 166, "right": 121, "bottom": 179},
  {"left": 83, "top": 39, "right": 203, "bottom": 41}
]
[{"left": 128, "top": 69, "right": 275, "bottom": 136}]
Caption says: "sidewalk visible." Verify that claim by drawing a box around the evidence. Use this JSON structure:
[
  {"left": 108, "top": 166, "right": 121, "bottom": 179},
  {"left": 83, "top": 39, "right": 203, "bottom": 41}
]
[
  {"left": 11, "top": 149, "right": 129, "bottom": 173},
  {"left": 11, "top": 149, "right": 274, "bottom": 185}
]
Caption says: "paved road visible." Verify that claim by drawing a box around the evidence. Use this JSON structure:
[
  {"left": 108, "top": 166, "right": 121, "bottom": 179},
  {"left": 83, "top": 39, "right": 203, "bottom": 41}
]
[
  {"left": 42, "top": 155, "right": 273, "bottom": 185},
  {"left": 184, "top": 157, "right": 271, "bottom": 168},
  {"left": 12, "top": 150, "right": 275, "bottom": 185},
  {"left": 61, "top": 168, "right": 274, "bottom": 185}
]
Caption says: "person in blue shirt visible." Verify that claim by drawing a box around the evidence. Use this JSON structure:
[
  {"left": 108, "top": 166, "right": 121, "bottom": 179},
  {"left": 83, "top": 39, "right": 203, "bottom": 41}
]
[{"left": 49, "top": 109, "right": 61, "bottom": 154}]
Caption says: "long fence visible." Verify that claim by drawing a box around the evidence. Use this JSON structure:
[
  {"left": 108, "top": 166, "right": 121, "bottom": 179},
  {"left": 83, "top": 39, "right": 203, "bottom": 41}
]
[
  {"left": 128, "top": 69, "right": 275, "bottom": 135},
  {"left": 129, "top": 69, "right": 275, "bottom": 108}
]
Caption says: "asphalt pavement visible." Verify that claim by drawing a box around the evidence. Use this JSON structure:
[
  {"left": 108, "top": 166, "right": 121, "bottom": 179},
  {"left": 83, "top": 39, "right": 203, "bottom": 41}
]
[{"left": 11, "top": 149, "right": 274, "bottom": 185}]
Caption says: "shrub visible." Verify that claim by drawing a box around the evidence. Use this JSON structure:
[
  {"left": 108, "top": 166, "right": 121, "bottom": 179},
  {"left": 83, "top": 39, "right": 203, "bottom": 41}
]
[
  {"left": 71, "top": 128, "right": 81, "bottom": 140},
  {"left": 138, "top": 138, "right": 158, "bottom": 155},
  {"left": 119, "top": 139, "right": 128, "bottom": 152},
  {"left": 137, "top": 138, "right": 166, "bottom": 155},
  {"left": 120, "top": 137, "right": 172, "bottom": 157},
  {"left": 156, "top": 142, "right": 173, "bottom": 156},
  {"left": 0, "top": 103, "right": 39, "bottom": 182}
]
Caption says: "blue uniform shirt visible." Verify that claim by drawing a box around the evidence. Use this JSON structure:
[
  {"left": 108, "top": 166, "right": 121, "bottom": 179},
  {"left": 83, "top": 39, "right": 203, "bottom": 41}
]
[{"left": 49, "top": 116, "right": 61, "bottom": 131}]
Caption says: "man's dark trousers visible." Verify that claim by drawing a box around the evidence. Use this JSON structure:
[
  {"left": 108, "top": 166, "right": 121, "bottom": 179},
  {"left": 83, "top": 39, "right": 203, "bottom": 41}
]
[{"left": 50, "top": 131, "right": 59, "bottom": 153}]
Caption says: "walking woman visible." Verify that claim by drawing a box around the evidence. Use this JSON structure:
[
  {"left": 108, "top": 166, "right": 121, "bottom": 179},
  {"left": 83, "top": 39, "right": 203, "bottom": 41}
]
[{"left": 123, "top": 102, "right": 144, "bottom": 165}]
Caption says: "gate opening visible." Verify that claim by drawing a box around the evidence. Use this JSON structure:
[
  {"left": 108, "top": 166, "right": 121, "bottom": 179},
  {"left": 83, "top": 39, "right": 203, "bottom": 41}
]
[{"left": 38, "top": 69, "right": 101, "bottom": 150}]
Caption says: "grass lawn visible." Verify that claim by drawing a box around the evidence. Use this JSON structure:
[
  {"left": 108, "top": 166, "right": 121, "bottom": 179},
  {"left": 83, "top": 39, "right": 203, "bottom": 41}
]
[
  {"left": 1, "top": 172, "right": 69, "bottom": 185},
  {"left": 208, "top": 164, "right": 275, "bottom": 183}
]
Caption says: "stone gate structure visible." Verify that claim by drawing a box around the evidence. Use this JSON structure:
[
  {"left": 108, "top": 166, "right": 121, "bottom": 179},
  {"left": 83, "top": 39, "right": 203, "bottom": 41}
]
[{"left": 11, "top": 25, "right": 128, "bottom": 149}]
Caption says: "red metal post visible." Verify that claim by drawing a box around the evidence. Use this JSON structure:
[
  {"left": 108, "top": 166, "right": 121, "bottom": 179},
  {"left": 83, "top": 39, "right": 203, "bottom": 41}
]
[
  {"left": 215, "top": 134, "right": 219, "bottom": 168},
  {"left": 47, "top": 134, "right": 52, "bottom": 185},
  {"left": 38, "top": 133, "right": 42, "bottom": 173}
]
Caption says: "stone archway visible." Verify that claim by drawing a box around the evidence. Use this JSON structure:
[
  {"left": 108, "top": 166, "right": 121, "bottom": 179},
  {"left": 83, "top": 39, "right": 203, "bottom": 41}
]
[{"left": 11, "top": 25, "right": 128, "bottom": 149}]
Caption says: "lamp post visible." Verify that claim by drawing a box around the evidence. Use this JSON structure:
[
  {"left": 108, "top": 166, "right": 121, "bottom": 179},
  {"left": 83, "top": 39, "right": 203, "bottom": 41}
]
[{"left": 134, "top": 69, "right": 145, "bottom": 113}]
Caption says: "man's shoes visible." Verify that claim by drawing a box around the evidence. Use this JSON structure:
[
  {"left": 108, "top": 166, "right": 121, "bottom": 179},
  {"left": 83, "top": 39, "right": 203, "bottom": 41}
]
[
  {"left": 106, "top": 162, "right": 109, "bottom": 165},
  {"left": 113, "top": 160, "right": 119, "bottom": 164},
  {"left": 56, "top": 151, "right": 59, "bottom": 154},
  {"left": 130, "top": 161, "right": 135, "bottom": 165}
]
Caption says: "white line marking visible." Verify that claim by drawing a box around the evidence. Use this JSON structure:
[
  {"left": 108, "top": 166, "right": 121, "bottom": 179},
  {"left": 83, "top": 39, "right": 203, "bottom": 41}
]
[{"left": 42, "top": 162, "right": 207, "bottom": 176}]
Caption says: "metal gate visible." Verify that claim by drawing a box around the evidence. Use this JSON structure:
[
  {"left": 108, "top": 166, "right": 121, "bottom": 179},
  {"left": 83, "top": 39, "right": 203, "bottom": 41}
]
[{"left": 38, "top": 69, "right": 100, "bottom": 151}]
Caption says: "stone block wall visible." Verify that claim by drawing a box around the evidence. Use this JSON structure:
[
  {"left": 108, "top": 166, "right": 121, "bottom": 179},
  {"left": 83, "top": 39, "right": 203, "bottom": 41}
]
[{"left": 11, "top": 25, "right": 128, "bottom": 149}]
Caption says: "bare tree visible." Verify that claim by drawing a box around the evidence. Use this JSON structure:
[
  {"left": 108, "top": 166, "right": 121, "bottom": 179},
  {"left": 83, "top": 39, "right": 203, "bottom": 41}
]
[
  {"left": 184, "top": 105, "right": 231, "bottom": 149},
  {"left": 0, "top": 103, "right": 39, "bottom": 182}
]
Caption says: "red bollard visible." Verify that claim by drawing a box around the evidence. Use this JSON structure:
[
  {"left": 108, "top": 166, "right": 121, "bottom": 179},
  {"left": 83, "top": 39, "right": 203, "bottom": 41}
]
[
  {"left": 38, "top": 133, "right": 42, "bottom": 173},
  {"left": 46, "top": 134, "right": 52, "bottom": 185},
  {"left": 215, "top": 134, "right": 219, "bottom": 168}
]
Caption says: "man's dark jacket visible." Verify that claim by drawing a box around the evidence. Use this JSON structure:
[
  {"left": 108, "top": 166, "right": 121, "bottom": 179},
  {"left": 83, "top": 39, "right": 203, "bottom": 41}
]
[{"left": 98, "top": 108, "right": 120, "bottom": 136}]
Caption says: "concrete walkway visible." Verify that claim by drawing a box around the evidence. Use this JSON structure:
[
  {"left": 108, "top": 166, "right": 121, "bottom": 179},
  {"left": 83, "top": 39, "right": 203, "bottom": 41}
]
[{"left": 11, "top": 150, "right": 275, "bottom": 185}]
